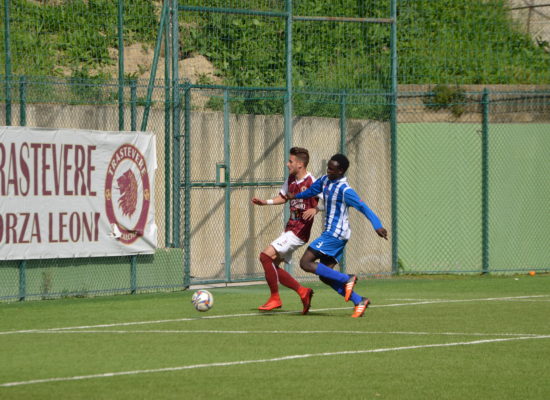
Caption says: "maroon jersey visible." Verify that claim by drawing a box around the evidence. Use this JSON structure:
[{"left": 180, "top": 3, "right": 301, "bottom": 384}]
[{"left": 280, "top": 173, "right": 318, "bottom": 242}]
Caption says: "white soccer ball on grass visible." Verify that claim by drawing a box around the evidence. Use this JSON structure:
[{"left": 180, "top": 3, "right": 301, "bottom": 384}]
[{"left": 191, "top": 289, "right": 214, "bottom": 312}]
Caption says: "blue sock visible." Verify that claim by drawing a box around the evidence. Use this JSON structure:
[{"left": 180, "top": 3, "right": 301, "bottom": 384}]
[
  {"left": 350, "top": 292, "right": 363, "bottom": 305},
  {"left": 319, "top": 276, "right": 363, "bottom": 304},
  {"left": 319, "top": 276, "right": 345, "bottom": 296},
  {"left": 315, "top": 263, "right": 349, "bottom": 284}
]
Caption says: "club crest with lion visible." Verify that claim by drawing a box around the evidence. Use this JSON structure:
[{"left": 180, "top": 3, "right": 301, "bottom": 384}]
[{"left": 105, "top": 144, "right": 151, "bottom": 244}]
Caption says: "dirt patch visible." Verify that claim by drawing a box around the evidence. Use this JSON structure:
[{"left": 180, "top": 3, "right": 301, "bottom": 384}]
[
  {"left": 508, "top": 1, "right": 550, "bottom": 45},
  {"left": 27, "top": 0, "right": 66, "bottom": 5},
  {"left": 53, "top": 41, "right": 222, "bottom": 108},
  {"left": 106, "top": 43, "right": 222, "bottom": 108},
  {"left": 105, "top": 43, "right": 220, "bottom": 84}
]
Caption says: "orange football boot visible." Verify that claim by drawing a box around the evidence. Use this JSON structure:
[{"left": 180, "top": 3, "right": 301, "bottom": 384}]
[
  {"left": 258, "top": 295, "right": 282, "bottom": 311},
  {"left": 344, "top": 275, "right": 357, "bottom": 302},
  {"left": 351, "top": 297, "right": 370, "bottom": 318},
  {"left": 299, "top": 288, "right": 314, "bottom": 315}
]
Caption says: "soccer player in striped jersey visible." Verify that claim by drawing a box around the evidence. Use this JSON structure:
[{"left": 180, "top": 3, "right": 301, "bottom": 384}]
[
  {"left": 251, "top": 147, "right": 321, "bottom": 315},
  {"left": 286, "top": 153, "right": 388, "bottom": 318}
]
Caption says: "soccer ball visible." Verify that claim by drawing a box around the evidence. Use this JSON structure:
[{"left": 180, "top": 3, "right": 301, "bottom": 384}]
[{"left": 191, "top": 289, "right": 214, "bottom": 312}]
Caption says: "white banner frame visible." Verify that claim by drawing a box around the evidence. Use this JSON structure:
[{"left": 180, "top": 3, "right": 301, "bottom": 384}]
[{"left": 0, "top": 126, "right": 157, "bottom": 260}]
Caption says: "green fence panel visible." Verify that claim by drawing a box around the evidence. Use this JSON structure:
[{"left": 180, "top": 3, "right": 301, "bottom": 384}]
[
  {"left": 398, "top": 122, "right": 483, "bottom": 273},
  {"left": 396, "top": 90, "right": 550, "bottom": 274},
  {"left": 488, "top": 91, "right": 550, "bottom": 272},
  {"left": 489, "top": 123, "right": 550, "bottom": 271}
]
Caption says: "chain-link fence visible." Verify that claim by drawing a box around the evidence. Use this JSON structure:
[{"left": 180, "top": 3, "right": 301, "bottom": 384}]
[
  {"left": 397, "top": 89, "right": 550, "bottom": 274},
  {"left": 486, "top": 91, "right": 550, "bottom": 272},
  {"left": 1, "top": 1, "right": 549, "bottom": 301},
  {"left": 0, "top": 76, "right": 182, "bottom": 301},
  {"left": 179, "top": 87, "right": 392, "bottom": 286},
  {"left": 181, "top": 87, "right": 549, "bottom": 282}
]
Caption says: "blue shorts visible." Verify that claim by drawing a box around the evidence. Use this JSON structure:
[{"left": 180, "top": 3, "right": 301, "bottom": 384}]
[{"left": 308, "top": 232, "right": 347, "bottom": 263}]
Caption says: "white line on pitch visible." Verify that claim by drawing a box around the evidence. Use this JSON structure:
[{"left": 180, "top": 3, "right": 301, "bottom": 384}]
[
  {"left": 372, "top": 295, "right": 550, "bottom": 308},
  {"left": 19, "top": 329, "right": 546, "bottom": 337},
  {"left": 505, "top": 299, "right": 550, "bottom": 302},
  {"left": 388, "top": 298, "right": 448, "bottom": 301},
  {"left": 0, "top": 295, "right": 548, "bottom": 336},
  {"left": 2, "top": 335, "right": 550, "bottom": 388}
]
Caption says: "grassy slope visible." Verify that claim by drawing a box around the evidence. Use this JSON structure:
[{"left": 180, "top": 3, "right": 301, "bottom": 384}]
[{"left": 3, "top": 0, "right": 549, "bottom": 86}]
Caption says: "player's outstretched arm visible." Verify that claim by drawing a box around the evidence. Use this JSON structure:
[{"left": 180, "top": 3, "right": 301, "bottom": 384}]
[
  {"left": 288, "top": 177, "right": 324, "bottom": 201},
  {"left": 375, "top": 227, "right": 388, "bottom": 240},
  {"left": 344, "top": 189, "right": 387, "bottom": 239},
  {"left": 251, "top": 195, "right": 286, "bottom": 206}
]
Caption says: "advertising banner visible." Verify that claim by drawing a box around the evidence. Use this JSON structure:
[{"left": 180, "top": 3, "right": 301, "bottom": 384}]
[{"left": 0, "top": 126, "right": 157, "bottom": 260}]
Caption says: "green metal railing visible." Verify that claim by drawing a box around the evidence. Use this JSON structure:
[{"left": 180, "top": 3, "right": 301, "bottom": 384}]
[
  {"left": 3, "top": 0, "right": 11, "bottom": 125},
  {"left": 481, "top": 88, "right": 490, "bottom": 274}
]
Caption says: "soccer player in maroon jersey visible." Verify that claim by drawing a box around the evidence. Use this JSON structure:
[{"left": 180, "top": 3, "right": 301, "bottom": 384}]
[{"left": 251, "top": 147, "right": 321, "bottom": 315}]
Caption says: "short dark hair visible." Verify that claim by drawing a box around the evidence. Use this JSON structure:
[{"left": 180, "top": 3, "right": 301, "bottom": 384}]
[
  {"left": 330, "top": 153, "right": 349, "bottom": 173},
  {"left": 290, "top": 147, "right": 310, "bottom": 167}
]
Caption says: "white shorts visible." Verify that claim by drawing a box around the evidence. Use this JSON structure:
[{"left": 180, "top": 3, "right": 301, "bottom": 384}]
[{"left": 270, "top": 231, "right": 306, "bottom": 263}]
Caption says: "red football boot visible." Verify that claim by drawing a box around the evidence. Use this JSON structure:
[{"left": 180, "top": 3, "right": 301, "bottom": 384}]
[
  {"left": 258, "top": 295, "right": 282, "bottom": 311},
  {"left": 299, "top": 288, "right": 314, "bottom": 315}
]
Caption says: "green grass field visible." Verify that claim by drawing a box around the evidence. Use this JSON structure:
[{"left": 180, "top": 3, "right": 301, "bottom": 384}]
[{"left": 1, "top": 275, "right": 549, "bottom": 399}]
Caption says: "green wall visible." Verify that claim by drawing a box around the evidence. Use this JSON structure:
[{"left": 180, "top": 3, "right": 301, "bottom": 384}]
[
  {"left": 488, "top": 124, "right": 550, "bottom": 271},
  {"left": 398, "top": 123, "right": 550, "bottom": 273},
  {"left": 0, "top": 248, "right": 184, "bottom": 301}
]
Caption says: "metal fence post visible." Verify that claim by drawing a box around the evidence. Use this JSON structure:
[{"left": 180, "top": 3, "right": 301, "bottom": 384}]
[
  {"left": 481, "top": 88, "right": 490, "bottom": 274},
  {"left": 171, "top": 0, "right": 181, "bottom": 247},
  {"left": 18, "top": 260, "right": 26, "bottom": 301},
  {"left": 130, "top": 255, "right": 137, "bottom": 294},
  {"left": 3, "top": 0, "right": 12, "bottom": 126},
  {"left": 223, "top": 89, "right": 232, "bottom": 281},
  {"left": 141, "top": 0, "right": 168, "bottom": 132},
  {"left": 283, "top": 0, "right": 293, "bottom": 273},
  {"left": 130, "top": 78, "right": 137, "bottom": 131},
  {"left": 284, "top": 0, "right": 293, "bottom": 159},
  {"left": 182, "top": 83, "right": 191, "bottom": 287},
  {"left": 164, "top": 4, "right": 172, "bottom": 248},
  {"left": 339, "top": 90, "right": 347, "bottom": 154},
  {"left": 390, "top": 0, "right": 399, "bottom": 274},
  {"left": 117, "top": 0, "right": 125, "bottom": 130},
  {"left": 19, "top": 75, "right": 26, "bottom": 126},
  {"left": 340, "top": 90, "right": 347, "bottom": 274}
]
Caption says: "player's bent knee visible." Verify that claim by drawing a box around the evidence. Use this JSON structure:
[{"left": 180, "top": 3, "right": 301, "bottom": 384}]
[
  {"left": 299, "top": 259, "right": 315, "bottom": 273},
  {"left": 259, "top": 252, "right": 271, "bottom": 263}
]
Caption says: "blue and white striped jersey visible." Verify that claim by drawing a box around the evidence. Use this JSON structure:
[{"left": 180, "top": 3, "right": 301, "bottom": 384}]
[{"left": 295, "top": 175, "right": 383, "bottom": 240}]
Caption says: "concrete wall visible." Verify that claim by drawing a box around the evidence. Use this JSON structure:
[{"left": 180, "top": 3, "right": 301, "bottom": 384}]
[{"left": 187, "top": 112, "right": 393, "bottom": 280}]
